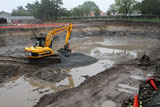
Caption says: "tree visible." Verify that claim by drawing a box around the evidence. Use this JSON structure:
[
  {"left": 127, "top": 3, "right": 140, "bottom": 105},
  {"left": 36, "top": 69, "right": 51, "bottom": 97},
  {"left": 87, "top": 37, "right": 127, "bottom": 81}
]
[
  {"left": 13, "top": 0, "right": 66, "bottom": 20},
  {"left": 115, "top": 0, "right": 137, "bottom": 15},
  {"left": 107, "top": 4, "right": 118, "bottom": 16},
  {"left": 35, "top": 0, "right": 63, "bottom": 19},
  {"left": 70, "top": 1, "right": 100, "bottom": 16},
  {"left": 59, "top": 8, "right": 71, "bottom": 17},
  {"left": 82, "top": 1, "right": 99, "bottom": 16},
  {"left": 12, "top": 6, "right": 31, "bottom": 16},
  {"left": 132, "top": 2, "right": 141, "bottom": 11},
  {"left": 140, "top": 0, "right": 160, "bottom": 15},
  {"left": 70, "top": 6, "right": 84, "bottom": 16},
  {"left": 94, "top": 8, "right": 100, "bottom": 16}
]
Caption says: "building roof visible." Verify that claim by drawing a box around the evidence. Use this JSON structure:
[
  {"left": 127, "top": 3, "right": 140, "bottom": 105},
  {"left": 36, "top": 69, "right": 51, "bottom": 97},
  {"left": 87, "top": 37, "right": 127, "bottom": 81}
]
[
  {"left": 0, "top": 11, "right": 35, "bottom": 20},
  {"left": 0, "top": 11, "right": 11, "bottom": 18}
]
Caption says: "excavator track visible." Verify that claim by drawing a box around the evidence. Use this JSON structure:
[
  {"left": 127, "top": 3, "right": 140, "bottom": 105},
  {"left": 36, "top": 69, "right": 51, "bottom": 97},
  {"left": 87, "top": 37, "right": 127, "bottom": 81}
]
[
  {"left": 0, "top": 55, "right": 61, "bottom": 65},
  {"left": 29, "top": 55, "right": 61, "bottom": 65},
  {"left": 0, "top": 56, "right": 29, "bottom": 65}
]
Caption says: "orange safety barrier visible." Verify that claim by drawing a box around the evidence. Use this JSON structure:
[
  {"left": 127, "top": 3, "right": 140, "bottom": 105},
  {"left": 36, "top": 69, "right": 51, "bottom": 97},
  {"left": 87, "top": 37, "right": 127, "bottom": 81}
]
[{"left": 0, "top": 23, "right": 76, "bottom": 29}]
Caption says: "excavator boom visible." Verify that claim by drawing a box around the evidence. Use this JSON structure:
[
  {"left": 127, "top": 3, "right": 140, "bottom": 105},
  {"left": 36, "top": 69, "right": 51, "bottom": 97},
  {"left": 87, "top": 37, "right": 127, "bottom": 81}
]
[{"left": 44, "top": 24, "right": 72, "bottom": 47}]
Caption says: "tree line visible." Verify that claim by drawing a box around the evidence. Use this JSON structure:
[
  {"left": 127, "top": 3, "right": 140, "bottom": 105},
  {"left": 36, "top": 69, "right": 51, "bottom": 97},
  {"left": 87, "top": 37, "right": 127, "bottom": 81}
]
[
  {"left": 12, "top": 0, "right": 100, "bottom": 20},
  {"left": 12, "top": 0, "right": 160, "bottom": 20},
  {"left": 12, "top": 0, "right": 70, "bottom": 20},
  {"left": 70, "top": 1, "right": 100, "bottom": 17},
  {"left": 107, "top": 0, "right": 160, "bottom": 16}
]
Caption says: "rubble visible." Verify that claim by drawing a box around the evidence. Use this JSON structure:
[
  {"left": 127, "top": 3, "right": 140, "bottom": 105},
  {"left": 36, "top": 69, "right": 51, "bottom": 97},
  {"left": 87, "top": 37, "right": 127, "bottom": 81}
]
[{"left": 123, "top": 57, "right": 160, "bottom": 107}]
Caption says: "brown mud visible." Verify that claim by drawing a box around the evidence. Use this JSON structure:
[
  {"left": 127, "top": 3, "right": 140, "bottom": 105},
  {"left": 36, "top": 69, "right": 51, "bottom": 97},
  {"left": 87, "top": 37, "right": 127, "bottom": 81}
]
[
  {"left": 35, "top": 49, "right": 159, "bottom": 107},
  {"left": 0, "top": 20, "right": 160, "bottom": 107}
]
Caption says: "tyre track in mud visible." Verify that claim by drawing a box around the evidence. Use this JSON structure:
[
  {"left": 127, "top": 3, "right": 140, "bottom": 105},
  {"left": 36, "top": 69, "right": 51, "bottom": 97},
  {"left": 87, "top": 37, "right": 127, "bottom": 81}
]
[{"left": 0, "top": 56, "right": 29, "bottom": 65}]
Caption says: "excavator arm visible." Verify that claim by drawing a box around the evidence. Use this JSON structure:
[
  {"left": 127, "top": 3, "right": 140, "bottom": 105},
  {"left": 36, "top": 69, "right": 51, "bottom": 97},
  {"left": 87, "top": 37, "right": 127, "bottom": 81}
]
[{"left": 44, "top": 24, "right": 72, "bottom": 47}]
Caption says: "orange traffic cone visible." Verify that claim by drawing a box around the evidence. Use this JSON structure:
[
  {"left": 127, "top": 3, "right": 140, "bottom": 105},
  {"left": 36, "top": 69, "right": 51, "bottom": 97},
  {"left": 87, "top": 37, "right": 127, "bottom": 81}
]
[
  {"left": 133, "top": 94, "right": 139, "bottom": 107},
  {"left": 146, "top": 77, "right": 158, "bottom": 90}
]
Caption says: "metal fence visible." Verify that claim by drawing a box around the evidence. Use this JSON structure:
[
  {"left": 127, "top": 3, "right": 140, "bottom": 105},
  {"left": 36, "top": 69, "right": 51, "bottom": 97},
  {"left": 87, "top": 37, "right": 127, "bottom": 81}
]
[
  {"left": 56, "top": 15, "right": 160, "bottom": 20},
  {"left": 33, "top": 15, "right": 159, "bottom": 22}
]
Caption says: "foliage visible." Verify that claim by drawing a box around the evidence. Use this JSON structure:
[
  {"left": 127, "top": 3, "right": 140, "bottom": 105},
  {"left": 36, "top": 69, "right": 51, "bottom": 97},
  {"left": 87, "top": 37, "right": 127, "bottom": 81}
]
[
  {"left": 109, "top": 0, "right": 160, "bottom": 16},
  {"left": 132, "top": 2, "right": 141, "bottom": 11},
  {"left": 59, "top": 8, "right": 71, "bottom": 17},
  {"left": 94, "top": 8, "right": 100, "bottom": 16},
  {"left": 12, "top": 6, "right": 32, "bottom": 16},
  {"left": 115, "top": 0, "right": 137, "bottom": 15},
  {"left": 140, "top": 0, "right": 160, "bottom": 15},
  {"left": 70, "top": 1, "right": 100, "bottom": 16},
  {"left": 12, "top": 0, "right": 68, "bottom": 20},
  {"left": 107, "top": 4, "right": 118, "bottom": 16},
  {"left": 70, "top": 6, "right": 84, "bottom": 16}
]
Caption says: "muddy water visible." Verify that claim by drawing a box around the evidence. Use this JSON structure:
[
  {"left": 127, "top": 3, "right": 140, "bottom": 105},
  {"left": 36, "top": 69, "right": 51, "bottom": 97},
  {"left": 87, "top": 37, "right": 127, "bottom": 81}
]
[
  {"left": 101, "top": 100, "right": 116, "bottom": 107},
  {"left": 0, "top": 37, "right": 160, "bottom": 107}
]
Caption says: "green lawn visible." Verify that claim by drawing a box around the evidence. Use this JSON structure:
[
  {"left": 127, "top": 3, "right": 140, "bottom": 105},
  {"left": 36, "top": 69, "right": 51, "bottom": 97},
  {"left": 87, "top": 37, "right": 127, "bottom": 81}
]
[
  {"left": 43, "top": 18, "right": 160, "bottom": 23},
  {"left": 119, "top": 18, "right": 160, "bottom": 22}
]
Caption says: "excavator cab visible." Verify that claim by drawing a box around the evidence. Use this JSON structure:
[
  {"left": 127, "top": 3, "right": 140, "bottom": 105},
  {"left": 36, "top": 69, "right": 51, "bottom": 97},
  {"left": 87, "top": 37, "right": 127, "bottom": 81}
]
[
  {"left": 35, "top": 37, "right": 53, "bottom": 48},
  {"left": 35, "top": 37, "right": 45, "bottom": 47}
]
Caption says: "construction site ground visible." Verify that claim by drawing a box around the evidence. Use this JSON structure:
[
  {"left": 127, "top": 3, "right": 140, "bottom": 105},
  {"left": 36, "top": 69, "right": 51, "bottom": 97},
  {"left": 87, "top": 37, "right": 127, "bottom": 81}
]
[{"left": 0, "top": 20, "right": 160, "bottom": 107}]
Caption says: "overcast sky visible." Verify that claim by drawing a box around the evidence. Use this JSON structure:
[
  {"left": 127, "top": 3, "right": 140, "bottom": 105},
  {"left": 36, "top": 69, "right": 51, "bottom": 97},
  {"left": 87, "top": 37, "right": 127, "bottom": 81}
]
[{"left": 0, "top": 0, "right": 115, "bottom": 13}]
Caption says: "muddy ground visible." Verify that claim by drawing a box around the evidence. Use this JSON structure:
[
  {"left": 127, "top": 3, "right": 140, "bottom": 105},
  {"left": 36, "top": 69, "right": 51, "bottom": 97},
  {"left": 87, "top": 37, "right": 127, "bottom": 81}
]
[
  {"left": 0, "top": 53, "right": 97, "bottom": 83},
  {"left": 34, "top": 49, "right": 160, "bottom": 107},
  {"left": 0, "top": 20, "right": 160, "bottom": 107}
]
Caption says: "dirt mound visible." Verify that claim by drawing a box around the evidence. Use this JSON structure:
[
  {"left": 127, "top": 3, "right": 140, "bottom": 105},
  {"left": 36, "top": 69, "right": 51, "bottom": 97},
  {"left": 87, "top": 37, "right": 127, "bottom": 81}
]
[
  {"left": 27, "top": 69, "right": 69, "bottom": 82},
  {"left": 0, "top": 53, "right": 97, "bottom": 83}
]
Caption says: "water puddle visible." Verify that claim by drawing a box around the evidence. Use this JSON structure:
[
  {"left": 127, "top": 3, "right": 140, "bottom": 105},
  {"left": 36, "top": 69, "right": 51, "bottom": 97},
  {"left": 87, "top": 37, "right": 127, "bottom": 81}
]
[
  {"left": 118, "top": 84, "right": 138, "bottom": 94},
  {"left": 101, "top": 100, "right": 116, "bottom": 107},
  {"left": 118, "top": 84, "right": 138, "bottom": 91},
  {"left": 1, "top": 36, "right": 160, "bottom": 106},
  {"left": 130, "top": 75, "right": 144, "bottom": 80},
  {"left": 147, "top": 74, "right": 153, "bottom": 77},
  {"left": 118, "top": 88, "right": 135, "bottom": 94},
  {"left": 131, "top": 74, "right": 154, "bottom": 81},
  {"left": 0, "top": 76, "right": 54, "bottom": 107}
]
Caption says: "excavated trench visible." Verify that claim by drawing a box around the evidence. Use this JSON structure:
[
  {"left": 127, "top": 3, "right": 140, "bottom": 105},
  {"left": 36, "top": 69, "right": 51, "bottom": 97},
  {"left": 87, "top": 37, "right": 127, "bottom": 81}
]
[{"left": 0, "top": 20, "right": 160, "bottom": 107}]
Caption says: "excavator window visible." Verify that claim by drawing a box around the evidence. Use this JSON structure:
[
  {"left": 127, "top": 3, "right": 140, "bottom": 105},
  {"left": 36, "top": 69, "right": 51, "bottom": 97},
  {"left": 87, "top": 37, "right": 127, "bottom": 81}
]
[
  {"left": 35, "top": 37, "right": 46, "bottom": 47},
  {"left": 35, "top": 41, "right": 40, "bottom": 46}
]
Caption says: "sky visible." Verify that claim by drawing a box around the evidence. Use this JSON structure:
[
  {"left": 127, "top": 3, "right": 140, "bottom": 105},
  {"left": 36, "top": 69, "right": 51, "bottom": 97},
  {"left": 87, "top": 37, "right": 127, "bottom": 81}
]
[{"left": 0, "top": 0, "right": 115, "bottom": 13}]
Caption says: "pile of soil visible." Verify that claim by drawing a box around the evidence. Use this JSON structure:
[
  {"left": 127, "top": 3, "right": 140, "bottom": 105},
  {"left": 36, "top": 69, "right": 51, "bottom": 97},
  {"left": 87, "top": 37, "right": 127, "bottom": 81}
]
[
  {"left": 27, "top": 69, "right": 69, "bottom": 83},
  {"left": 0, "top": 53, "right": 97, "bottom": 83}
]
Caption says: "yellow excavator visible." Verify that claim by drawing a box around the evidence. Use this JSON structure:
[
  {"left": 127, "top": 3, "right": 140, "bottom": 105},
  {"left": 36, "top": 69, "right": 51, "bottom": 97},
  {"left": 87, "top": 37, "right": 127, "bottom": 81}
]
[{"left": 25, "top": 24, "right": 72, "bottom": 64}]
